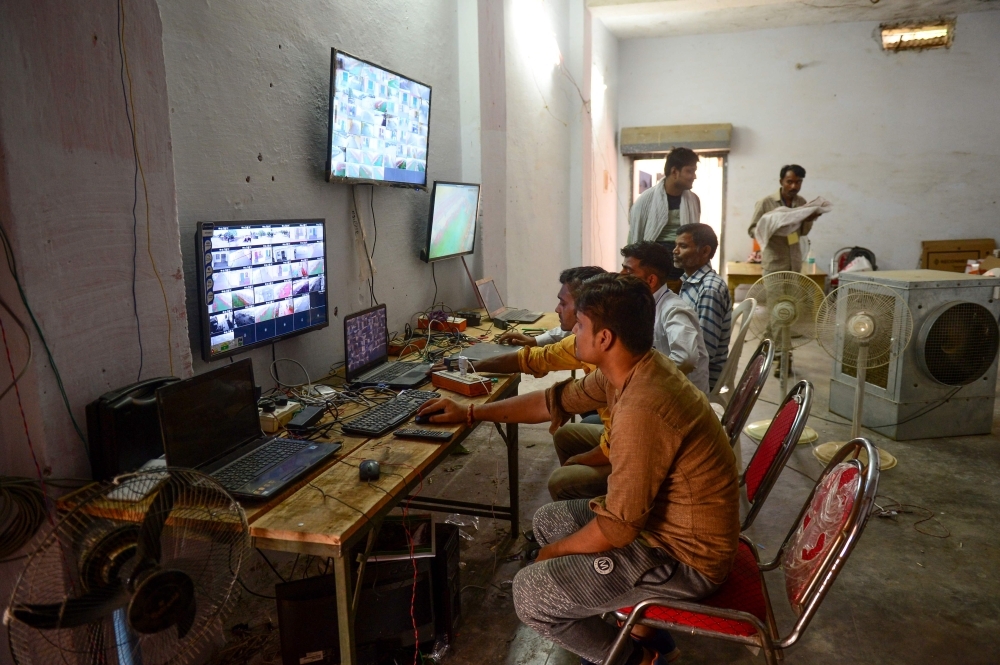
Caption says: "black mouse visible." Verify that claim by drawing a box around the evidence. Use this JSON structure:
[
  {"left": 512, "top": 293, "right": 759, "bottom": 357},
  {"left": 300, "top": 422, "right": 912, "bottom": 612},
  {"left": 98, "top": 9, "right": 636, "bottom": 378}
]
[
  {"left": 415, "top": 409, "right": 444, "bottom": 425},
  {"left": 359, "top": 459, "right": 380, "bottom": 481}
]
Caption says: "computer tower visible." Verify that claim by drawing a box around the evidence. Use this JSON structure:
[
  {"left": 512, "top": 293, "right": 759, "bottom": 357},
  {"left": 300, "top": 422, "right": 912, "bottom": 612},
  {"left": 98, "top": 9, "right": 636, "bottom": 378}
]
[
  {"left": 85, "top": 376, "right": 179, "bottom": 480},
  {"left": 275, "top": 574, "right": 341, "bottom": 665},
  {"left": 432, "top": 523, "right": 462, "bottom": 642},
  {"left": 275, "top": 558, "right": 436, "bottom": 665}
]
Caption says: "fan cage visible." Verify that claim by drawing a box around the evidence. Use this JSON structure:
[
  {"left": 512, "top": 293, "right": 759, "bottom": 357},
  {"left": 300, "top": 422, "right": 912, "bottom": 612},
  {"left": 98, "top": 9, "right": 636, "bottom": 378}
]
[
  {"left": 919, "top": 302, "right": 1000, "bottom": 386},
  {"left": 817, "top": 282, "right": 912, "bottom": 376},
  {"left": 7, "top": 469, "right": 249, "bottom": 665},
  {"left": 746, "top": 271, "right": 825, "bottom": 349}
]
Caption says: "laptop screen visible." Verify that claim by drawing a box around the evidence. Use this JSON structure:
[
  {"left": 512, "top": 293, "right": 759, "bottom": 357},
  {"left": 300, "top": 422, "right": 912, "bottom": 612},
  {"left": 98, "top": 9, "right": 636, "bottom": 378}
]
[
  {"left": 344, "top": 305, "right": 388, "bottom": 379},
  {"left": 477, "top": 280, "right": 505, "bottom": 317},
  {"left": 158, "top": 359, "right": 261, "bottom": 469}
]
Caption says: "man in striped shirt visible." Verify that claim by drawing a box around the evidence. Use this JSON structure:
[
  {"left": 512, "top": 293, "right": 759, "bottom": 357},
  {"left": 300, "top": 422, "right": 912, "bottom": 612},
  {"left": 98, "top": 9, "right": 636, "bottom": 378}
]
[{"left": 673, "top": 224, "right": 731, "bottom": 391}]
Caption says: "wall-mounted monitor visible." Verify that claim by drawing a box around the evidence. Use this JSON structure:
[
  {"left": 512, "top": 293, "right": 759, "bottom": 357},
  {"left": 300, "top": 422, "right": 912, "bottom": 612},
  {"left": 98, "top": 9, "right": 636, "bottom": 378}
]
[
  {"left": 422, "top": 181, "right": 480, "bottom": 263},
  {"left": 326, "top": 49, "right": 432, "bottom": 189},
  {"left": 196, "top": 220, "right": 328, "bottom": 362}
]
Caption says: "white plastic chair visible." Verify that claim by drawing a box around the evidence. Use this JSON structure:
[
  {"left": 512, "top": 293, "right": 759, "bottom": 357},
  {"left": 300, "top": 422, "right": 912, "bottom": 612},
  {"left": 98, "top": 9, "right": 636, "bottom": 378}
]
[{"left": 710, "top": 297, "right": 756, "bottom": 408}]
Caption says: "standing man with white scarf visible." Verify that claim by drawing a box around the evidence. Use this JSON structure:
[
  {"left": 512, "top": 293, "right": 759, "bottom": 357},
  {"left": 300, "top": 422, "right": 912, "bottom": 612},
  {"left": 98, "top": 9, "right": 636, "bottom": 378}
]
[{"left": 628, "top": 147, "right": 701, "bottom": 282}]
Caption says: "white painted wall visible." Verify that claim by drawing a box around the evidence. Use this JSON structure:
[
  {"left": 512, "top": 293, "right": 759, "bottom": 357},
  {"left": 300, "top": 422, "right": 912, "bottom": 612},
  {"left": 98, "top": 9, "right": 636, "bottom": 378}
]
[
  {"left": 158, "top": 0, "right": 474, "bottom": 382},
  {"left": 504, "top": 0, "right": 581, "bottom": 312},
  {"left": 589, "top": 16, "right": 622, "bottom": 271},
  {"left": 617, "top": 13, "right": 1000, "bottom": 273},
  {"left": 0, "top": 0, "right": 189, "bottom": 480}
]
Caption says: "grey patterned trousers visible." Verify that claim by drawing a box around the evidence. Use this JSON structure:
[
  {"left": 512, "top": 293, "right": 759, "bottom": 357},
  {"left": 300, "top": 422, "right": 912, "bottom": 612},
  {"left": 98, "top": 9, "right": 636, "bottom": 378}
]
[{"left": 512, "top": 500, "right": 718, "bottom": 664}]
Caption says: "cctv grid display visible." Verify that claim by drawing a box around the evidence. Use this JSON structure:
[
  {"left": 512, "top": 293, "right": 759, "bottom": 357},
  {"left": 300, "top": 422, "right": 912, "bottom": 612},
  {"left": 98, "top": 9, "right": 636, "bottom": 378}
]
[
  {"left": 198, "top": 221, "right": 328, "bottom": 361},
  {"left": 326, "top": 50, "right": 432, "bottom": 187},
  {"left": 345, "top": 306, "right": 388, "bottom": 377}
]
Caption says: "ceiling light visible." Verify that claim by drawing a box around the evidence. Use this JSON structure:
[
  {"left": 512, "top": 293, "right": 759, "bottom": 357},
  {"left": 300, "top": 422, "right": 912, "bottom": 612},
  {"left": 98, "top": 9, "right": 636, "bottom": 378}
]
[{"left": 880, "top": 20, "right": 954, "bottom": 52}]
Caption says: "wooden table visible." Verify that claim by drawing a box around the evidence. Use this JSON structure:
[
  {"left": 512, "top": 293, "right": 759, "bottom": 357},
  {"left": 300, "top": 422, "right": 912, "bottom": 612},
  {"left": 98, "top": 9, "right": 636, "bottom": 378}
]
[
  {"left": 57, "top": 311, "right": 559, "bottom": 665},
  {"left": 725, "top": 261, "right": 827, "bottom": 299},
  {"left": 248, "top": 311, "right": 560, "bottom": 665}
]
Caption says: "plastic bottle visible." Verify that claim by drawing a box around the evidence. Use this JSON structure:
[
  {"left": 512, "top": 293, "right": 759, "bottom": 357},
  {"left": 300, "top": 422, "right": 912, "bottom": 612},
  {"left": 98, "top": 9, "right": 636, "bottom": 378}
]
[{"left": 805, "top": 248, "right": 817, "bottom": 273}]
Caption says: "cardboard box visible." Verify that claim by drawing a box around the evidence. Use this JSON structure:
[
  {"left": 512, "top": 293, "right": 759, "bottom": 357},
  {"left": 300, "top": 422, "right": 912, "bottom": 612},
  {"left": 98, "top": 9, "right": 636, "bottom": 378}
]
[
  {"left": 921, "top": 239, "right": 995, "bottom": 272},
  {"left": 978, "top": 256, "right": 1000, "bottom": 273}
]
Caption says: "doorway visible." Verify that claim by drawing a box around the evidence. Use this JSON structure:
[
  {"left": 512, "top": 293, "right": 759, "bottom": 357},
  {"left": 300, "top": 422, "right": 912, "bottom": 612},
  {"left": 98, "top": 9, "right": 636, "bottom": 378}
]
[{"left": 631, "top": 154, "right": 726, "bottom": 272}]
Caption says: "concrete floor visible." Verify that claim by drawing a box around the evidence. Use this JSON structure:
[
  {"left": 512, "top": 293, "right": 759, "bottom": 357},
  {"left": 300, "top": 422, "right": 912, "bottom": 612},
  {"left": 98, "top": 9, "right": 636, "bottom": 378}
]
[{"left": 227, "top": 341, "right": 1000, "bottom": 665}]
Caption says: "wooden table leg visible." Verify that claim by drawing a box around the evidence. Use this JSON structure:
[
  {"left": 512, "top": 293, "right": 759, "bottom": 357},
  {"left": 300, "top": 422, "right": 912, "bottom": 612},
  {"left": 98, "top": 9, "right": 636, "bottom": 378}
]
[
  {"left": 333, "top": 554, "right": 356, "bottom": 665},
  {"left": 506, "top": 421, "right": 519, "bottom": 538}
]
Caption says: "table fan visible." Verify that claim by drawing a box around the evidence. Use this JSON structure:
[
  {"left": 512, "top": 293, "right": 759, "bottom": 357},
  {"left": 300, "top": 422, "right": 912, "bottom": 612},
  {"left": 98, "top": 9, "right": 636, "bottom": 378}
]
[
  {"left": 5, "top": 468, "right": 250, "bottom": 665},
  {"left": 813, "top": 280, "right": 913, "bottom": 468},
  {"left": 743, "top": 271, "right": 824, "bottom": 443}
]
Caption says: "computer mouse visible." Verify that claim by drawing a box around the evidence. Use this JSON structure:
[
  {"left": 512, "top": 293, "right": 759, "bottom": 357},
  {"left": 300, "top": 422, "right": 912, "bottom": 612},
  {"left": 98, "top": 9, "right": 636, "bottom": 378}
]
[
  {"left": 359, "top": 459, "right": 380, "bottom": 482},
  {"left": 415, "top": 409, "right": 444, "bottom": 425}
]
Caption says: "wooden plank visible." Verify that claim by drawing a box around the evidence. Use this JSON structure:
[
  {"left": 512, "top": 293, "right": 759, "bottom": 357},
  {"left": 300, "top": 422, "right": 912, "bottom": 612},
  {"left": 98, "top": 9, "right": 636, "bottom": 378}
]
[
  {"left": 249, "top": 374, "right": 517, "bottom": 556},
  {"left": 620, "top": 124, "right": 732, "bottom": 154}
]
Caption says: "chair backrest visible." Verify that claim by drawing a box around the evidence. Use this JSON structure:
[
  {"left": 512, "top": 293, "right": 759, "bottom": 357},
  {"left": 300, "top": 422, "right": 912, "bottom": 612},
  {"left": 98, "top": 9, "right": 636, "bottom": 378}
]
[
  {"left": 740, "top": 380, "right": 813, "bottom": 530},
  {"left": 720, "top": 339, "right": 774, "bottom": 448},
  {"left": 710, "top": 297, "right": 756, "bottom": 406},
  {"left": 776, "top": 438, "right": 880, "bottom": 649}
]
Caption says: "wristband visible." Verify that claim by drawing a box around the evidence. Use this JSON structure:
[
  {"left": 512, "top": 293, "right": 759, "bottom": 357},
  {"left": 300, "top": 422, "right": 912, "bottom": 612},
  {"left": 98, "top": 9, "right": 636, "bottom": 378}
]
[{"left": 466, "top": 403, "right": 476, "bottom": 427}]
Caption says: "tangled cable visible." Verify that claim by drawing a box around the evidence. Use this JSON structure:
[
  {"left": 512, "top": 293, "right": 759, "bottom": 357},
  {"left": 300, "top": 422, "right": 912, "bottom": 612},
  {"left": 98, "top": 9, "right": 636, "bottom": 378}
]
[{"left": 0, "top": 477, "right": 47, "bottom": 561}]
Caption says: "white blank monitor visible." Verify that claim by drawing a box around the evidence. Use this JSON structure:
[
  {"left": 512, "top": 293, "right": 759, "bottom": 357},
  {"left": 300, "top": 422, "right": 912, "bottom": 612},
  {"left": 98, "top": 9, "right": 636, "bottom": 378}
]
[{"left": 424, "top": 182, "right": 480, "bottom": 262}]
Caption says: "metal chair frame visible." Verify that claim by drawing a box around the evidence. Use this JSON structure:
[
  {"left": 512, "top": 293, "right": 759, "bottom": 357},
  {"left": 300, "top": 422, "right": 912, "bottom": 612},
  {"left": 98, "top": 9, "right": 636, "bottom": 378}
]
[
  {"left": 739, "top": 380, "right": 813, "bottom": 531},
  {"left": 720, "top": 339, "right": 774, "bottom": 450},
  {"left": 710, "top": 297, "right": 757, "bottom": 407},
  {"left": 607, "top": 438, "right": 880, "bottom": 665}
]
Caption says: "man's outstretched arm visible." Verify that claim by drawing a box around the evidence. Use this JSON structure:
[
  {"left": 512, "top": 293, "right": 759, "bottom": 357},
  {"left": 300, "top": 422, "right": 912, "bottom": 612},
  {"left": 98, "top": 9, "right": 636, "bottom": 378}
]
[{"left": 417, "top": 390, "right": 550, "bottom": 425}]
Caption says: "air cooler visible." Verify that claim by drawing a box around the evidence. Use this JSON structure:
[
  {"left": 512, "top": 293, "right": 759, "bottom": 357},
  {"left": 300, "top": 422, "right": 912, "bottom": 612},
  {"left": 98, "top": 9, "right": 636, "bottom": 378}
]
[{"left": 829, "top": 270, "right": 1000, "bottom": 440}]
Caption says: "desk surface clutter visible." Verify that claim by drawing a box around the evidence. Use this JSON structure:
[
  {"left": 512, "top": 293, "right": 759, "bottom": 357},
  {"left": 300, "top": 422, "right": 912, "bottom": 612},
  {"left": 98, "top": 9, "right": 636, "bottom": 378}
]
[{"left": 61, "top": 310, "right": 560, "bottom": 557}]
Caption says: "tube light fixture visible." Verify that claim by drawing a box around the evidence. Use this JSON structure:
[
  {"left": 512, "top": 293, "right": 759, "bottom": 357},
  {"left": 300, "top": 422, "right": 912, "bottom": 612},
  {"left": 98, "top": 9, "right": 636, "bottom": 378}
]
[{"left": 880, "top": 20, "right": 954, "bottom": 51}]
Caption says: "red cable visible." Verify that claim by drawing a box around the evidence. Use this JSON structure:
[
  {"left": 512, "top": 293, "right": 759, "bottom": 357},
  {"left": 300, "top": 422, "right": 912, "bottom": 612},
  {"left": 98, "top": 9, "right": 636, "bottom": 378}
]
[{"left": 0, "top": 310, "right": 48, "bottom": 495}]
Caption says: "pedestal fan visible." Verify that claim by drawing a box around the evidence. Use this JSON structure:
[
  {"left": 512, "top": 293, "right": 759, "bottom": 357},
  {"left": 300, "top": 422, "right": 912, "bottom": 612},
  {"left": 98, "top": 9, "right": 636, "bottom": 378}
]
[
  {"left": 5, "top": 468, "right": 250, "bottom": 665},
  {"left": 813, "top": 280, "right": 913, "bottom": 468},
  {"left": 743, "top": 271, "right": 824, "bottom": 443}
]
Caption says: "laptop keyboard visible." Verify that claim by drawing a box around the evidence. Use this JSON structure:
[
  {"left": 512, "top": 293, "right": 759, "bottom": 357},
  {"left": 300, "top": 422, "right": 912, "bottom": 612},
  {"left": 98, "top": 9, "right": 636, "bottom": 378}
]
[
  {"left": 359, "top": 362, "right": 415, "bottom": 384},
  {"left": 342, "top": 390, "right": 440, "bottom": 437},
  {"left": 498, "top": 309, "right": 534, "bottom": 321},
  {"left": 212, "top": 438, "right": 311, "bottom": 491}
]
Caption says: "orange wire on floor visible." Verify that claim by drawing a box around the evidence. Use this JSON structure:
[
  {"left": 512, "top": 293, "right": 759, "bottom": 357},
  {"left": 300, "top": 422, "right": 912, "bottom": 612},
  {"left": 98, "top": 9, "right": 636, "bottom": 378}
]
[{"left": 119, "top": 0, "right": 174, "bottom": 376}]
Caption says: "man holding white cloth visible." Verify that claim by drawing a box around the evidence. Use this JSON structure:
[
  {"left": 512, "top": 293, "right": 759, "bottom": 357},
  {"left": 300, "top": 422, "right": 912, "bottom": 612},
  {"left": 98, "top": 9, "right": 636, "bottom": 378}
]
[{"left": 749, "top": 164, "right": 830, "bottom": 275}]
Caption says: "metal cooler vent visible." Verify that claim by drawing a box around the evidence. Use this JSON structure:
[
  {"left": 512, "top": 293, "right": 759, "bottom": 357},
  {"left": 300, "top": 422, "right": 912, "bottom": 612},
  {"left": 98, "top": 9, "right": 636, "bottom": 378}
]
[{"left": 920, "top": 302, "right": 1000, "bottom": 386}]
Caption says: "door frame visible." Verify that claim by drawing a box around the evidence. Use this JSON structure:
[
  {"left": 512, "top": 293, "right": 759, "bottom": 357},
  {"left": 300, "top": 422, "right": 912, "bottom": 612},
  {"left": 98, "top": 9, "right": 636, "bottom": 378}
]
[{"left": 627, "top": 150, "right": 729, "bottom": 272}]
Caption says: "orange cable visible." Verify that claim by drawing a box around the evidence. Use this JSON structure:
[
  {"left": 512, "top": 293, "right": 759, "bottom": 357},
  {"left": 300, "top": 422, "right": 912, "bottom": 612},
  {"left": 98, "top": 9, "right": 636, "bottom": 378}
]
[{"left": 119, "top": 0, "right": 174, "bottom": 375}]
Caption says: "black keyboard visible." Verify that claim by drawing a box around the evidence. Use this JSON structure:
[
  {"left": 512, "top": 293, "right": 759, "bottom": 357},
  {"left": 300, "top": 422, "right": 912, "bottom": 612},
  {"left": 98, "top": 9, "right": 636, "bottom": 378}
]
[
  {"left": 212, "top": 438, "right": 310, "bottom": 491},
  {"left": 359, "top": 362, "right": 414, "bottom": 383},
  {"left": 393, "top": 428, "right": 453, "bottom": 442},
  {"left": 342, "top": 390, "right": 440, "bottom": 437}
]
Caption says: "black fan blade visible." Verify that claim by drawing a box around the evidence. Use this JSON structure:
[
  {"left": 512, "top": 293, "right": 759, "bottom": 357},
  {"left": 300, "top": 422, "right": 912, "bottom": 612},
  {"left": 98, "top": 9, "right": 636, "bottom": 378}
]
[
  {"left": 11, "top": 583, "right": 129, "bottom": 630},
  {"left": 135, "top": 475, "right": 181, "bottom": 566},
  {"left": 176, "top": 593, "right": 197, "bottom": 639},
  {"left": 128, "top": 569, "right": 196, "bottom": 636}
]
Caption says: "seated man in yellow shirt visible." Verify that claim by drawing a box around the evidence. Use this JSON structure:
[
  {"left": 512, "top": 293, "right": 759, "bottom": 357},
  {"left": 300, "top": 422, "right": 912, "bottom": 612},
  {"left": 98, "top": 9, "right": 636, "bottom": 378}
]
[{"left": 455, "top": 266, "right": 609, "bottom": 501}]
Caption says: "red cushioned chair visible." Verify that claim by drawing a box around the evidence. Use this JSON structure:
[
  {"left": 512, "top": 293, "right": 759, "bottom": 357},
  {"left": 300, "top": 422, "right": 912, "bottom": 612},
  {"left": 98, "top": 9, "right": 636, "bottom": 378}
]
[
  {"left": 607, "top": 438, "right": 880, "bottom": 665},
  {"left": 719, "top": 339, "right": 774, "bottom": 451},
  {"left": 740, "top": 380, "right": 812, "bottom": 531}
]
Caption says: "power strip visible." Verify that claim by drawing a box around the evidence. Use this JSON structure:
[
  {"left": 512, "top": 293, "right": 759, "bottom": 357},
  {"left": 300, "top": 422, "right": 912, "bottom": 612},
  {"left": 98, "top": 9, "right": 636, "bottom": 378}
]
[
  {"left": 418, "top": 315, "right": 467, "bottom": 333},
  {"left": 431, "top": 370, "right": 494, "bottom": 397},
  {"left": 259, "top": 401, "right": 302, "bottom": 433}
]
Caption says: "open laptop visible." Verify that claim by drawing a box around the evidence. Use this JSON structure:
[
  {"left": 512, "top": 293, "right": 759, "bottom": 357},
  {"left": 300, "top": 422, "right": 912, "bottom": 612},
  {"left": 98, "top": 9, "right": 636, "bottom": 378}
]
[
  {"left": 474, "top": 278, "right": 543, "bottom": 324},
  {"left": 345, "top": 304, "right": 432, "bottom": 388},
  {"left": 157, "top": 359, "right": 340, "bottom": 499}
]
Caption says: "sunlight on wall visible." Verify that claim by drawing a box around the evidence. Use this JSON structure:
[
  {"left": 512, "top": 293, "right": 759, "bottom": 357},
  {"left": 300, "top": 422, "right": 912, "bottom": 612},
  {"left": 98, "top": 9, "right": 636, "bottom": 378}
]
[{"left": 512, "top": 0, "right": 561, "bottom": 78}]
